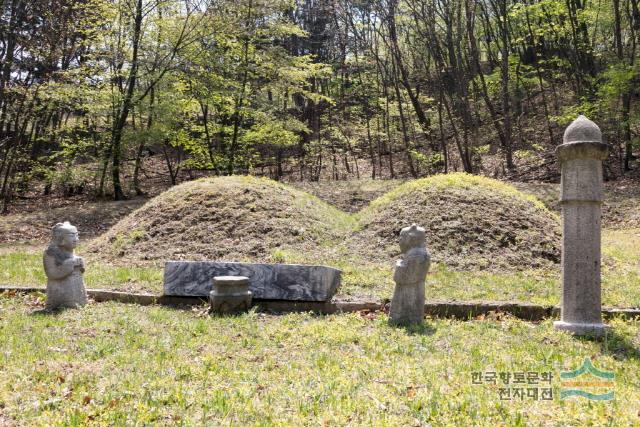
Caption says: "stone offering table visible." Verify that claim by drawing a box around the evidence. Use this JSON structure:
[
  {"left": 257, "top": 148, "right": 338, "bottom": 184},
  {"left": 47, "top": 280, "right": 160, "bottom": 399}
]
[{"left": 164, "top": 261, "right": 341, "bottom": 301}]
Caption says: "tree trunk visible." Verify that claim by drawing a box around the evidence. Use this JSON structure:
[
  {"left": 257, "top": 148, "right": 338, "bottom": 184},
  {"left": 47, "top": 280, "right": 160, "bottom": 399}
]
[{"left": 110, "top": 0, "right": 143, "bottom": 200}]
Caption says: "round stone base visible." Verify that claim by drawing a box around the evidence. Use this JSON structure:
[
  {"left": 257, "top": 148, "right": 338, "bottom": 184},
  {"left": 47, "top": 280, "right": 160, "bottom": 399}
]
[
  {"left": 209, "top": 275, "right": 252, "bottom": 315},
  {"left": 553, "top": 321, "right": 610, "bottom": 337},
  {"left": 209, "top": 292, "right": 252, "bottom": 314}
]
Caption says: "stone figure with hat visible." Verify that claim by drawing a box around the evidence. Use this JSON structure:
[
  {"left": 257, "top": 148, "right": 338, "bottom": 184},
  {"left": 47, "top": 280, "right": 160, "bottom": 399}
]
[
  {"left": 43, "top": 222, "right": 87, "bottom": 310},
  {"left": 389, "top": 224, "right": 430, "bottom": 326}
]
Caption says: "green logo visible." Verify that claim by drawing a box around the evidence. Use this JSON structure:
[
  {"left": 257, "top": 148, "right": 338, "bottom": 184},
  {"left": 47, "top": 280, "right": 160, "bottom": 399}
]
[{"left": 560, "top": 358, "right": 615, "bottom": 401}]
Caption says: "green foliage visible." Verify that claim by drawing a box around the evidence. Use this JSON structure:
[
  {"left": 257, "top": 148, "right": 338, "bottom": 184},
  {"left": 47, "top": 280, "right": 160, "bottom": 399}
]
[
  {"left": 551, "top": 102, "right": 600, "bottom": 126},
  {"left": 243, "top": 119, "right": 302, "bottom": 148},
  {"left": 599, "top": 64, "right": 636, "bottom": 101},
  {"left": 409, "top": 151, "right": 444, "bottom": 173},
  {"left": 2, "top": 0, "right": 640, "bottom": 206}
]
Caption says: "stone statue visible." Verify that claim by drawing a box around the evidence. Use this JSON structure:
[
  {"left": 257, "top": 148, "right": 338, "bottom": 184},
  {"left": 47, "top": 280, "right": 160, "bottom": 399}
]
[
  {"left": 389, "top": 224, "right": 430, "bottom": 326},
  {"left": 44, "top": 222, "right": 87, "bottom": 310}
]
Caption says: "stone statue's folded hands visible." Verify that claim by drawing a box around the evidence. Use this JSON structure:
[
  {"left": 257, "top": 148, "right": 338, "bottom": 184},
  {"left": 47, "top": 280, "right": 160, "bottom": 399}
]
[{"left": 75, "top": 257, "right": 85, "bottom": 272}]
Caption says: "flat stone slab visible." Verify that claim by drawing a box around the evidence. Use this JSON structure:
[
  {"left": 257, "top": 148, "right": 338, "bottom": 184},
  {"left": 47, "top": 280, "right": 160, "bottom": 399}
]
[
  {"left": 3, "top": 287, "right": 640, "bottom": 320},
  {"left": 163, "top": 261, "right": 341, "bottom": 301}
]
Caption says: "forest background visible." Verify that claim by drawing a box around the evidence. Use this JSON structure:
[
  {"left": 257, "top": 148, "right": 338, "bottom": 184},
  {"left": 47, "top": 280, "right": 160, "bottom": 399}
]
[{"left": 0, "top": 0, "right": 638, "bottom": 210}]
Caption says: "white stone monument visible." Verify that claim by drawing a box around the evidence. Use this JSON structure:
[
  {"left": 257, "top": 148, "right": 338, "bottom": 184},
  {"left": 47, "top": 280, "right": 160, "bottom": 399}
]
[
  {"left": 44, "top": 222, "right": 87, "bottom": 310},
  {"left": 553, "top": 116, "right": 609, "bottom": 336}
]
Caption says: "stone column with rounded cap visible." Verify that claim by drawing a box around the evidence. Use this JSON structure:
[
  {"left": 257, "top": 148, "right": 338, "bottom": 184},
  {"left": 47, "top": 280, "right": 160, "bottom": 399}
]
[{"left": 553, "top": 115, "right": 609, "bottom": 336}]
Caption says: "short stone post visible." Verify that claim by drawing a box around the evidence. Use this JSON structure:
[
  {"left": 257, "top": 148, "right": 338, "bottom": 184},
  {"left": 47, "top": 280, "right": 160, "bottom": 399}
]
[
  {"left": 553, "top": 115, "right": 609, "bottom": 336},
  {"left": 209, "top": 276, "right": 252, "bottom": 314}
]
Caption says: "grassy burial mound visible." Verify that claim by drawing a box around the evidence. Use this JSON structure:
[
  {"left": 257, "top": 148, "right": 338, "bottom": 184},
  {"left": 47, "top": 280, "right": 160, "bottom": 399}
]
[
  {"left": 352, "top": 173, "right": 561, "bottom": 271},
  {"left": 86, "top": 176, "right": 354, "bottom": 266}
]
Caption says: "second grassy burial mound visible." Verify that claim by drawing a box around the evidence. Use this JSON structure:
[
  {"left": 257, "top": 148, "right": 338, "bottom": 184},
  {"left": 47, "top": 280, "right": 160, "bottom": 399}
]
[{"left": 353, "top": 173, "right": 561, "bottom": 270}]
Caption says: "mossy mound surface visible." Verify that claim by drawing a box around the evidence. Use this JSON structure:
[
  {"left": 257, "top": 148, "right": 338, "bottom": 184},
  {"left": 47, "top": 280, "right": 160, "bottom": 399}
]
[
  {"left": 87, "top": 173, "right": 560, "bottom": 271},
  {"left": 86, "top": 176, "right": 353, "bottom": 266},
  {"left": 351, "top": 173, "right": 561, "bottom": 270}
]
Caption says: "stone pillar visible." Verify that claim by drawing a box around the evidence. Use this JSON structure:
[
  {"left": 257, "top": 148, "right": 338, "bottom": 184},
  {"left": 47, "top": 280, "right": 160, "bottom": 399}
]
[{"left": 553, "top": 115, "right": 609, "bottom": 336}]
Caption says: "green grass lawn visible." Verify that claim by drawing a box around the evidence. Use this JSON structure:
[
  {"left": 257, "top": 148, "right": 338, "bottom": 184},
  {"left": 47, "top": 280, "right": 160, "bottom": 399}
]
[
  {"left": 0, "top": 293, "right": 638, "bottom": 426},
  {"left": 0, "top": 247, "right": 163, "bottom": 295},
  {"left": 1, "top": 228, "right": 638, "bottom": 307}
]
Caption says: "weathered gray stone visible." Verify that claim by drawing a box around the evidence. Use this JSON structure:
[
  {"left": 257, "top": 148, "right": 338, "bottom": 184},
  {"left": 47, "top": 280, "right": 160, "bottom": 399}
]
[
  {"left": 209, "top": 276, "right": 252, "bottom": 314},
  {"left": 554, "top": 115, "right": 610, "bottom": 336},
  {"left": 389, "top": 224, "right": 430, "bottom": 326},
  {"left": 43, "top": 222, "right": 87, "bottom": 310},
  {"left": 164, "top": 261, "right": 341, "bottom": 301}
]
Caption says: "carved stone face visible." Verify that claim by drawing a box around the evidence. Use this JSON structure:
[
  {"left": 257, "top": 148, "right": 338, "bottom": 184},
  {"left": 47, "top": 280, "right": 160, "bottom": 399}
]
[
  {"left": 52, "top": 222, "right": 79, "bottom": 251},
  {"left": 58, "top": 231, "right": 79, "bottom": 251}
]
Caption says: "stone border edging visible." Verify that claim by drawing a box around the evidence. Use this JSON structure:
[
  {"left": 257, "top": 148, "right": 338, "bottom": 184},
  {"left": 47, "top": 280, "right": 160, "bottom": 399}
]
[{"left": 1, "top": 286, "right": 639, "bottom": 321}]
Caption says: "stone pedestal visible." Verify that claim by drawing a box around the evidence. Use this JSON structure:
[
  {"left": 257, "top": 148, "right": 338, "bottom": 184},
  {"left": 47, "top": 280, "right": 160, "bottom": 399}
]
[
  {"left": 554, "top": 116, "right": 609, "bottom": 336},
  {"left": 209, "top": 276, "right": 252, "bottom": 314}
]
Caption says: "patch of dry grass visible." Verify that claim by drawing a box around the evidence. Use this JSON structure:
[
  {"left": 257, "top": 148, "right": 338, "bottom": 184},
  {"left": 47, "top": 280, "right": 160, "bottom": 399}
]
[
  {"left": 292, "top": 179, "right": 404, "bottom": 213},
  {"left": 0, "top": 198, "right": 145, "bottom": 244},
  {"left": 514, "top": 179, "right": 640, "bottom": 229}
]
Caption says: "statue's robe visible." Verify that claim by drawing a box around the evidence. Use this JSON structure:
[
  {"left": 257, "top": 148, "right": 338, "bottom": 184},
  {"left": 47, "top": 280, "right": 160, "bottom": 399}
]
[{"left": 389, "top": 246, "right": 430, "bottom": 325}]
